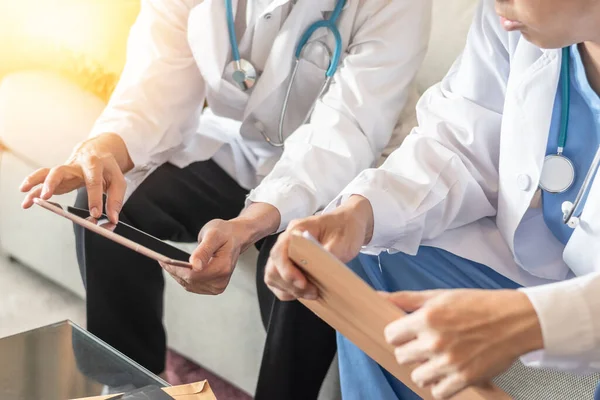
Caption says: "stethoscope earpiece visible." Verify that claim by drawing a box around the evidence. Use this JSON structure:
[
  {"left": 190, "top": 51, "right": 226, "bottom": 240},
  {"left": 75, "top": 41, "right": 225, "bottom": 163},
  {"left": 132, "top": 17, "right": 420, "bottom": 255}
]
[
  {"left": 561, "top": 201, "right": 579, "bottom": 228},
  {"left": 567, "top": 216, "right": 580, "bottom": 229},
  {"left": 561, "top": 201, "right": 574, "bottom": 216}
]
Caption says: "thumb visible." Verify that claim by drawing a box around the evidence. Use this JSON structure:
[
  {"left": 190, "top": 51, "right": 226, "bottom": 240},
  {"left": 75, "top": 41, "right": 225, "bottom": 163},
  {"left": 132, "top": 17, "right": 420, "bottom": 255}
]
[
  {"left": 191, "top": 230, "right": 226, "bottom": 271},
  {"left": 383, "top": 290, "right": 447, "bottom": 312}
]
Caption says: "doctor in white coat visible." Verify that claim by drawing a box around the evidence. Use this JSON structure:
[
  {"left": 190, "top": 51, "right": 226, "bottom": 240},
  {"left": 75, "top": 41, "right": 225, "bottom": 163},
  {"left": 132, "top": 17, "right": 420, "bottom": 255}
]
[
  {"left": 265, "top": 0, "right": 600, "bottom": 398},
  {"left": 19, "top": 0, "right": 431, "bottom": 397}
]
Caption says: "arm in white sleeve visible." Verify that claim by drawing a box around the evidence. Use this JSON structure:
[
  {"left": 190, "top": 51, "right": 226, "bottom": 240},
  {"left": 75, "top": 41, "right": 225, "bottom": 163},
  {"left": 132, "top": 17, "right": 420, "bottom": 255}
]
[
  {"left": 519, "top": 272, "right": 600, "bottom": 373},
  {"left": 327, "top": 0, "right": 512, "bottom": 254},
  {"left": 247, "top": 0, "right": 432, "bottom": 231},
  {"left": 90, "top": 0, "right": 206, "bottom": 172}
]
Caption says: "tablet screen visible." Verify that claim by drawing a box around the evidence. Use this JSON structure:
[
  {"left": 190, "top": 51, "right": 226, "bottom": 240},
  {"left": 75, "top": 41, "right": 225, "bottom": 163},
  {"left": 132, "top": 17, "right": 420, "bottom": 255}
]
[{"left": 66, "top": 206, "right": 191, "bottom": 264}]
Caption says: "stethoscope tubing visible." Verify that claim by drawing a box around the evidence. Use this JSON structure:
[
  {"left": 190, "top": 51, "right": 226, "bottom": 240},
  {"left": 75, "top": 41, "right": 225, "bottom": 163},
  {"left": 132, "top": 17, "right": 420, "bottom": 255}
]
[{"left": 556, "top": 46, "right": 600, "bottom": 226}]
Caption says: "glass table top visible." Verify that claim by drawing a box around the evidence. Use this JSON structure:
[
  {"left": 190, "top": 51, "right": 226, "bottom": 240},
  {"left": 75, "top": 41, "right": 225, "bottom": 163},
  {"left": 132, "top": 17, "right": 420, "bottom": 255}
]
[{"left": 0, "top": 320, "right": 168, "bottom": 400}]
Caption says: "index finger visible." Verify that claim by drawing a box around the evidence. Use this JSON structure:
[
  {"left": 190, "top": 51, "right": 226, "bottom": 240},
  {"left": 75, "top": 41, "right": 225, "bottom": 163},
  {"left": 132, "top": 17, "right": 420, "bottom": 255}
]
[{"left": 270, "top": 233, "right": 304, "bottom": 284}]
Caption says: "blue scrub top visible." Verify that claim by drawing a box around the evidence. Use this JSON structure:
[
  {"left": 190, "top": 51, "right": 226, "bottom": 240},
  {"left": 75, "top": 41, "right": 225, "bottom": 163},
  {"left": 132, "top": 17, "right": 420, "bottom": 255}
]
[{"left": 542, "top": 45, "right": 600, "bottom": 245}]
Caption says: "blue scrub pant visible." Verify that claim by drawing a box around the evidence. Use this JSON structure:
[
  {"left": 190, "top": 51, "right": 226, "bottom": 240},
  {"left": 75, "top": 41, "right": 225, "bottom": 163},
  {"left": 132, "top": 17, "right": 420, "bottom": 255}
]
[{"left": 337, "top": 246, "right": 521, "bottom": 400}]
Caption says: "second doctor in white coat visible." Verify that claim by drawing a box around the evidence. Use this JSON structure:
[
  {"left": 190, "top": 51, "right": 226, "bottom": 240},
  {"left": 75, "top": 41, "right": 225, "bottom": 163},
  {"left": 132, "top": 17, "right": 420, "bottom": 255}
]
[
  {"left": 265, "top": 0, "right": 600, "bottom": 398},
  {"left": 20, "top": 0, "right": 431, "bottom": 397}
]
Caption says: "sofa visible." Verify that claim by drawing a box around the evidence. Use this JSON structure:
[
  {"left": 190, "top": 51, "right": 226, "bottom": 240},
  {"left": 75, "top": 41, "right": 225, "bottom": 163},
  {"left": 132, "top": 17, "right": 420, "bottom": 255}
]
[{"left": 0, "top": 0, "right": 477, "bottom": 397}]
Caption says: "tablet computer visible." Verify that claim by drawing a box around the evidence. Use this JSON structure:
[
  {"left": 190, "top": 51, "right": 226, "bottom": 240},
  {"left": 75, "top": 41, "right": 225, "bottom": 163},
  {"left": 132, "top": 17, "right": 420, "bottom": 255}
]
[
  {"left": 288, "top": 232, "right": 509, "bottom": 400},
  {"left": 34, "top": 198, "right": 192, "bottom": 268}
]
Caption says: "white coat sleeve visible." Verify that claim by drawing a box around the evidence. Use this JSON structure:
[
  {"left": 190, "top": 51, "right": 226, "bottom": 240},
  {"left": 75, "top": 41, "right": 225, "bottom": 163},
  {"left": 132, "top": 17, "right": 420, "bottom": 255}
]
[
  {"left": 89, "top": 0, "right": 205, "bottom": 175},
  {"left": 246, "top": 0, "right": 432, "bottom": 231},
  {"left": 519, "top": 273, "right": 600, "bottom": 373},
  {"left": 325, "top": 0, "right": 512, "bottom": 254}
]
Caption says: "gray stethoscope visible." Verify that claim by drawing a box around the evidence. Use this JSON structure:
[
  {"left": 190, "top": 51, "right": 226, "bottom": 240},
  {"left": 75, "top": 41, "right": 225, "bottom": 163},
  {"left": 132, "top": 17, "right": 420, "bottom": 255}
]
[
  {"left": 225, "top": 0, "right": 346, "bottom": 147},
  {"left": 539, "top": 47, "right": 600, "bottom": 228}
]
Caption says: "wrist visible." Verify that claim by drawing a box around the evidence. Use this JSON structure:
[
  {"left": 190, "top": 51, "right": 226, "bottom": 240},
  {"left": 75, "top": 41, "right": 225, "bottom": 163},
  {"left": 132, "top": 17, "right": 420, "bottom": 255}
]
[
  {"left": 340, "top": 195, "right": 374, "bottom": 245},
  {"left": 233, "top": 202, "right": 281, "bottom": 247},
  {"left": 509, "top": 291, "right": 544, "bottom": 356},
  {"left": 94, "top": 133, "right": 135, "bottom": 173}
]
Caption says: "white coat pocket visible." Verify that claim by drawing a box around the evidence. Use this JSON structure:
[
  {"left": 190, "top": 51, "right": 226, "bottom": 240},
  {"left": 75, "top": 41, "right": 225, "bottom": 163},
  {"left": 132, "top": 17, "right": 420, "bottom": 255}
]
[
  {"left": 206, "top": 77, "right": 250, "bottom": 122},
  {"left": 280, "top": 56, "right": 328, "bottom": 136}
]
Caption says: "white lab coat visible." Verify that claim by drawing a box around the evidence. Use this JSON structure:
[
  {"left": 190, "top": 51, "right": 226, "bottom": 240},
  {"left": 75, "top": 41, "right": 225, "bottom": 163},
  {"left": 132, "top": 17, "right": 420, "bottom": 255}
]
[
  {"left": 89, "top": 0, "right": 431, "bottom": 231},
  {"left": 328, "top": 0, "right": 600, "bottom": 373}
]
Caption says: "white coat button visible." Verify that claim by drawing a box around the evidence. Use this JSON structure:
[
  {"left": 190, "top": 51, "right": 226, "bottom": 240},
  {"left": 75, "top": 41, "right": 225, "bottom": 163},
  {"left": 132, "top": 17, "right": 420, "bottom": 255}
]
[
  {"left": 264, "top": 13, "right": 272, "bottom": 20},
  {"left": 517, "top": 174, "right": 532, "bottom": 191}
]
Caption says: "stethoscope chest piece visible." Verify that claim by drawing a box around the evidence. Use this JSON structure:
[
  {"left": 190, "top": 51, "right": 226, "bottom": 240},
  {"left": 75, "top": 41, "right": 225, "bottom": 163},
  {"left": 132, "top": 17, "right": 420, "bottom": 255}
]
[
  {"left": 539, "top": 154, "right": 575, "bottom": 193},
  {"left": 230, "top": 59, "right": 257, "bottom": 91}
]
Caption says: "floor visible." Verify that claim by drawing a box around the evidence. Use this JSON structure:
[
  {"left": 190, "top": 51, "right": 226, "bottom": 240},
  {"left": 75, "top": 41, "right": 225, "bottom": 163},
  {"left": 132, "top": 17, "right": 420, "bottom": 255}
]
[{"left": 0, "top": 255, "right": 251, "bottom": 400}]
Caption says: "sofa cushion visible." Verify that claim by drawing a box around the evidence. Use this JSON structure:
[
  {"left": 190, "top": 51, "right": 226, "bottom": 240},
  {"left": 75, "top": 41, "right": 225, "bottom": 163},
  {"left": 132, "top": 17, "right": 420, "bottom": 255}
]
[{"left": 0, "top": 71, "right": 106, "bottom": 168}]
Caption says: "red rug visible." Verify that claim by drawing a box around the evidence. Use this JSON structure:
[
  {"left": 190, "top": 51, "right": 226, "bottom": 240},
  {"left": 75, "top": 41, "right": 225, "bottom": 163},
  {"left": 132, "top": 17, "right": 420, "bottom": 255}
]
[{"left": 165, "top": 350, "right": 253, "bottom": 400}]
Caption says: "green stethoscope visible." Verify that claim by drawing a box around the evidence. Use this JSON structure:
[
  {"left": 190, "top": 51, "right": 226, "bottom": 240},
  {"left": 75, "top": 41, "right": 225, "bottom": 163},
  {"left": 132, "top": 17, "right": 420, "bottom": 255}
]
[
  {"left": 225, "top": 0, "right": 346, "bottom": 147},
  {"left": 539, "top": 47, "right": 600, "bottom": 228}
]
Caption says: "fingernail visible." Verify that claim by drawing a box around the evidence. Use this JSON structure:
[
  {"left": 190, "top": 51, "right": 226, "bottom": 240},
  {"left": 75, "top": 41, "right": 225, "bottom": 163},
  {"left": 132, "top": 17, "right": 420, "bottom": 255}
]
[
  {"left": 293, "top": 280, "right": 305, "bottom": 290},
  {"left": 91, "top": 207, "right": 99, "bottom": 218},
  {"left": 41, "top": 185, "right": 48, "bottom": 197}
]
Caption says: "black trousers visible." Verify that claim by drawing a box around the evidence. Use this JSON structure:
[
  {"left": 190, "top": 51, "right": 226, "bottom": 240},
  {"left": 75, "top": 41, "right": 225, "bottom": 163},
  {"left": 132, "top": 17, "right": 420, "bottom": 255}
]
[{"left": 74, "top": 160, "right": 336, "bottom": 399}]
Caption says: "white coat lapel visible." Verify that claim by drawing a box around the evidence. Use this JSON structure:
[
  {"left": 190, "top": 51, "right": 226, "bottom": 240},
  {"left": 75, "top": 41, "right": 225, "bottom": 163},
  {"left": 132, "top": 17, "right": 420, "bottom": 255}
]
[
  {"left": 188, "top": 0, "right": 236, "bottom": 92},
  {"left": 497, "top": 44, "right": 561, "bottom": 254},
  {"left": 243, "top": 0, "right": 337, "bottom": 119}
]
